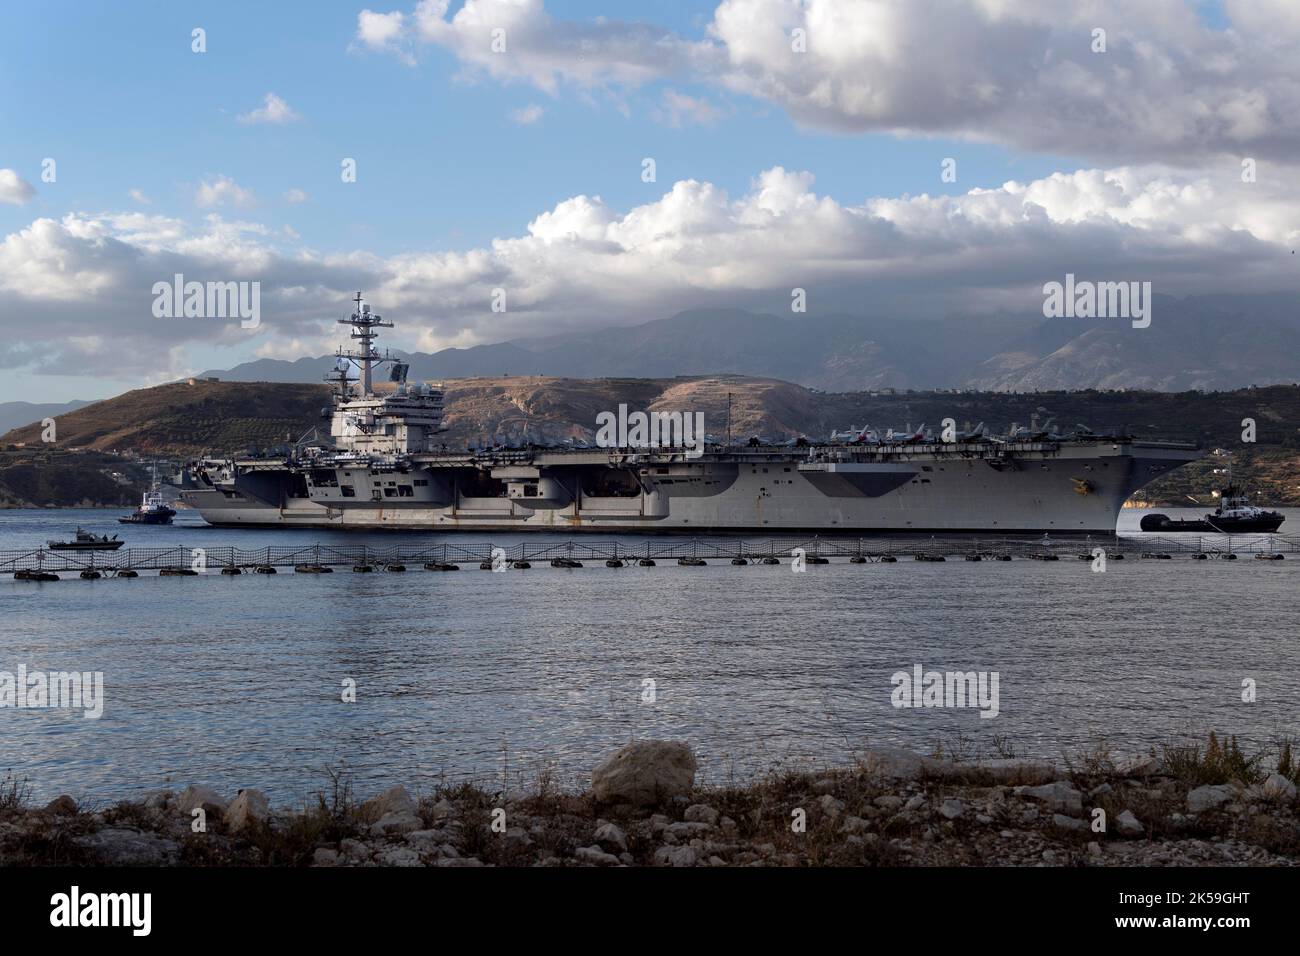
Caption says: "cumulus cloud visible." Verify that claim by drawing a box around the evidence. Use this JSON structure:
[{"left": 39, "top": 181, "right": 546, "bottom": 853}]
[
  {"left": 354, "top": 0, "right": 1300, "bottom": 163},
  {"left": 355, "top": 8, "right": 415, "bottom": 64},
  {"left": 4, "top": 162, "right": 1298, "bottom": 382},
  {"left": 128, "top": 188, "right": 151, "bottom": 205},
  {"left": 283, "top": 188, "right": 309, "bottom": 204},
  {"left": 237, "top": 92, "right": 301, "bottom": 125},
  {"left": 0, "top": 169, "right": 36, "bottom": 205},
  {"left": 359, "top": 0, "right": 713, "bottom": 92},
  {"left": 195, "top": 175, "right": 256, "bottom": 209}
]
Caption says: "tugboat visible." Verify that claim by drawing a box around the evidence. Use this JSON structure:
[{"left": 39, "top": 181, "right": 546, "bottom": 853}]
[
  {"left": 47, "top": 528, "right": 125, "bottom": 551},
  {"left": 1140, "top": 485, "right": 1285, "bottom": 533},
  {"left": 119, "top": 468, "right": 177, "bottom": 525}
]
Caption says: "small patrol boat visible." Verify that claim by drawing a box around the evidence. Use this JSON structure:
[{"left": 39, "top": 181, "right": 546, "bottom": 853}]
[{"left": 47, "top": 528, "right": 124, "bottom": 551}]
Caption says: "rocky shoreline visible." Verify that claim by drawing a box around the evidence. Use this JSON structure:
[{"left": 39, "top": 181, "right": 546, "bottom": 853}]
[{"left": 3, "top": 738, "right": 1298, "bottom": 867}]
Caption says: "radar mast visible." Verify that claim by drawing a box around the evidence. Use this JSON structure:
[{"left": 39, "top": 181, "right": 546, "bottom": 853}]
[{"left": 334, "top": 291, "right": 394, "bottom": 397}]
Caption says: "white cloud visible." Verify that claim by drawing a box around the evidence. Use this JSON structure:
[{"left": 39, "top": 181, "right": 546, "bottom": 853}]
[
  {"left": 356, "top": 0, "right": 1300, "bottom": 163},
  {"left": 237, "top": 92, "right": 301, "bottom": 125},
  {"left": 128, "top": 188, "right": 151, "bottom": 205},
  {"left": 355, "top": 8, "right": 415, "bottom": 63},
  {"left": 283, "top": 188, "right": 309, "bottom": 204},
  {"left": 4, "top": 161, "right": 1299, "bottom": 381},
  {"left": 359, "top": 0, "right": 712, "bottom": 91},
  {"left": 358, "top": 8, "right": 405, "bottom": 45},
  {"left": 656, "top": 89, "right": 722, "bottom": 127},
  {"left": 0, "top": 169, "right": 36, "bottom": 205},
  {"left": 195, "top": 175, "right": 256, "bottom": 209},
  {"left": 511, "top": 103, "right": 544, "bottom": 124}
]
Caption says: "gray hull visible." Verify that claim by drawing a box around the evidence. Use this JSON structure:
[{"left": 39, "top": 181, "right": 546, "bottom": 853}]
[{"left": 182, "top": 440, "right": 1201, "bottom": 534}]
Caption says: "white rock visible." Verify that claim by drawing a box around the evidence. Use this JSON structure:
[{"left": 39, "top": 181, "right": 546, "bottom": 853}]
[
  {"left": 874, "top": 795, "right": 905, "bottom": 810},
  {"left": 575, "top": 845, "right": 621, "bottom": 866},
  {"left": 312, "top": 847, "right": 340, "bottom": 866},
  {"left": 1187, "top": 784, "right": 1236, "bottom": 813},
  {"left": 225, "top": 789, "right": 270, "bottom": 833},
  {"left": 177, "top": 785, "right": 228, "bottom": 815},
  {"left": 1115, "top": 809, "right": 1145, "bottom": 836},
  {"left": 1116, "top": 754, "right": 1161, "bottom": 776},
  {"left": 857, "top": 746, "right": 938, "bottom": 780},
  {"left": 1023, "top": 781, "right": 1083, "bottom": 816},
  {"left": 591, "top": 740, "right": 697, "bottom": 806},
  {"left": 359, "top": 785, "right": 417, "bottom": 822},
  {"left": 376, "top": 846, "right": 423, "bottom": 866},
  {"left": 371, "top": 810, "right": 422, "bottom": 836},
  {"left": 652, "top": 845, "right": 697, "bottom": 867},
  {"left": 940, "top": 799, "right": 965, "bottom": 820},
  {"left": 593, "top": 821, "right": 628, "bottom": 852}
]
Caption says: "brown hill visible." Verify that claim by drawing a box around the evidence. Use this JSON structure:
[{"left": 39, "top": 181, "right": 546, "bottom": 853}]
[
  {"left": 5, "top": 378, "right": 1299, "bottom": 505},
  {"left": 2, "top": 381, "right": 329, "bottom": 456}
]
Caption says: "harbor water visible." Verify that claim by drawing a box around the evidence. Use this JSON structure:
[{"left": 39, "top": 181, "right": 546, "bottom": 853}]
[{"left": 2, "top": 507, "right": 1298, "bottom": 803}]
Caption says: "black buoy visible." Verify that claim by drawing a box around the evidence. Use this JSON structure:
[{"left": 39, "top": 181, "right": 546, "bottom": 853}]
[
  {"left": 606, "top": 558, "right": 624, "bottom": 568},
  {"left": 255, "top": 565, "right": 277, "bottom": 574},
  {"left": 761, "top": 557, "right": 780, "bottom": 565},
  {"left": 118, "top": 569, "right": 139, "bottom": 578},
  {"left": 880, "top": 555, "right": 898, "bottom": 563},
  {"left": 731, "top": 557, "right": 747, "bottom": 565},
  {"left": 512, "top": 560, "right": 531, "bottom": 569},
  {"left": 638, "top": 558, "right": 656, "bottom": 567},
  {"left": 221, "top": 566, "right": 243, "bottom": 575},
  {"left": 551, "top": 558, "right": 583, "bottom": 568},
  {"left": 386, "top": 564, "right": 406, "bottom": 572},
  {"left": 79, "top": 569, "right": 101, "bottom": 580},
  {"left": 849, "top": 555, "right": 867, "bottom": 564}
]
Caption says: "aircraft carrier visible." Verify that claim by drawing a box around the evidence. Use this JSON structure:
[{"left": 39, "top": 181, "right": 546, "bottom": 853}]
[{"left": 180, "top": 294, "right": 1203, "bottom": 534}]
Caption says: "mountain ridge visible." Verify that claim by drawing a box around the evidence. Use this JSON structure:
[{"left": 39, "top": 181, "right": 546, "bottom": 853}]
[{"left": 197, "top": 294, "right": 1300, "bottom": 393}]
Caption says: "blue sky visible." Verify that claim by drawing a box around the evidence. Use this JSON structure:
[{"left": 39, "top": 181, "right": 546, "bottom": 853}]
[
  {"left": 1, "top": 0, "right": 1087, "bottom": 256},
  {"left": 3, "top": 0, "right": 1295, "bottom": 405}
]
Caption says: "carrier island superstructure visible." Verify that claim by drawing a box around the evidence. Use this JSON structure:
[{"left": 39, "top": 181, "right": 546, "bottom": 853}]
[{"left": 181, "top": 294, "right": 1203, "bottom": 534}]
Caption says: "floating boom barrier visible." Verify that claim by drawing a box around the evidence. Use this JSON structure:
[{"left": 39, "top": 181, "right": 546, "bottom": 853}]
[{"left": 2, "top": 533, "right": 1296, "bottom": 579}]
